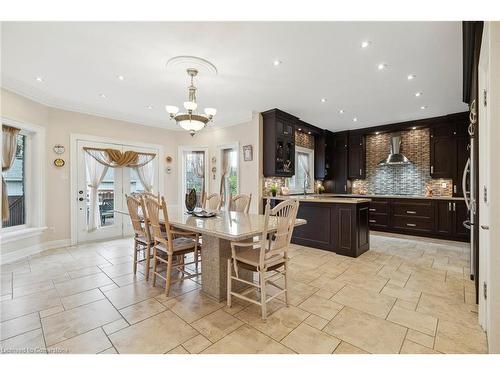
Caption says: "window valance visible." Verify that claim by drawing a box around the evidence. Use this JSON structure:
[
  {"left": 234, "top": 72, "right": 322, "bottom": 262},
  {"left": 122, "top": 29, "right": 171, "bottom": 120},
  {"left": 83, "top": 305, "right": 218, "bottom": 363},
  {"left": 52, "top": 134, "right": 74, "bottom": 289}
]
[{"left": 83, "top": 147, "right": 156, "bottom": 168}]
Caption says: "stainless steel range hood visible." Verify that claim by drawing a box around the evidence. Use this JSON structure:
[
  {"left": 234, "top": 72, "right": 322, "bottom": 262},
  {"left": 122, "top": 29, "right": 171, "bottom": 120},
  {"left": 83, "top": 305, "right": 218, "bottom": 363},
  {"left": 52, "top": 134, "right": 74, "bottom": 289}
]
[{"left": 378, "top": 136, "right": 411, "bottom": 165}]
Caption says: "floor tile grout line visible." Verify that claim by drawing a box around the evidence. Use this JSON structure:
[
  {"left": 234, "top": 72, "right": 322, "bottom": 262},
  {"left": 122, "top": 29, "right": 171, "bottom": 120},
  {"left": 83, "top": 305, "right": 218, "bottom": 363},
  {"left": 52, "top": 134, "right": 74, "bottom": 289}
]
[{"left": 37, "top": 311, "right": 49, "bottom": 354}]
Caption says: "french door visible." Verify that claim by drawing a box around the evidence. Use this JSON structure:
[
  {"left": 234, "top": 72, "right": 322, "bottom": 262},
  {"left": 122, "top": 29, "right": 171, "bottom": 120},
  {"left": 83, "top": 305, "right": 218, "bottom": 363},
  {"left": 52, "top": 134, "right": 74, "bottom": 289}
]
[
  {"left": 76, "top": 140, "right": 159, "bottom": 243},
  {"left": 179, "top": 147, "right": 208, "bottom": 210}
]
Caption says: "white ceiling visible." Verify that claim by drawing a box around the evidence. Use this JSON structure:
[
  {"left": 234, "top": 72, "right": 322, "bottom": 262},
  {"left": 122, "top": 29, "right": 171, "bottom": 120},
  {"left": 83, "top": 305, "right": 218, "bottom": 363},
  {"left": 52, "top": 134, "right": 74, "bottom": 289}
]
[{"left": 1, "top": 22, "right": 468, "bottom": 132}]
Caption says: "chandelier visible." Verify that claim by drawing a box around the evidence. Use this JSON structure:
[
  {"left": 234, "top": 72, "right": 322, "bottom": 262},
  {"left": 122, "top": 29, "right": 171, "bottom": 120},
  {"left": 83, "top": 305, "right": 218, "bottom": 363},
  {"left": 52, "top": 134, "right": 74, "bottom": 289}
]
[{"left": 165, "top": 68, "right": 216, "bottom": 136}]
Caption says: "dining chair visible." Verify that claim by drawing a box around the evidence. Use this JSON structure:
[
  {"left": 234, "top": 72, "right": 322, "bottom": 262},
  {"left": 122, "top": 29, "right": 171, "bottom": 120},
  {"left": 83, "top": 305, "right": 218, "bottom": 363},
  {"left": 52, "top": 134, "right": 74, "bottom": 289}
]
[
  {"left": 203, "top": 193, "right": 221, "bottom": 211},
  {"left": 229, "top": 193, "right": 252, "bottom": 213},
  {"left": 144, "top": 196, "right": 201, "bottom": 296},
  {"left": 125, "top": 194, "right": 153, "bottom": 280},
  {"left": 140, "top": 191, "right": 161, "bottom": 203},
  {"left": 227, "top": 198, "right": 299, "bottom": 320}
]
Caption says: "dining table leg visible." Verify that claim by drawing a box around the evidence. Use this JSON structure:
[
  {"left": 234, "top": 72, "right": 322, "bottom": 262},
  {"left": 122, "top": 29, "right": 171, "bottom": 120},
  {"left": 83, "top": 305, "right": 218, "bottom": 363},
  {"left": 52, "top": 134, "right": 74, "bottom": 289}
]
[{"left": 201, "top": 234, "right": 253, "bottom": 302}]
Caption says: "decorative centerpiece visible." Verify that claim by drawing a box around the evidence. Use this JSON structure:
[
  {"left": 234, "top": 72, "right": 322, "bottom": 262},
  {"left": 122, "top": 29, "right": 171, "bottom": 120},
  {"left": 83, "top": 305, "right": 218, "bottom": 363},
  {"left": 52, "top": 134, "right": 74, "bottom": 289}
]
[
  {"left": 185, "top": 188, "right": 197, "bottom": 213},
  {"left": 318, "top": 185, "right": 325, "bottom": 194},
  {"left": 269, "top": 184, "right": 278, "bottom": 197}
]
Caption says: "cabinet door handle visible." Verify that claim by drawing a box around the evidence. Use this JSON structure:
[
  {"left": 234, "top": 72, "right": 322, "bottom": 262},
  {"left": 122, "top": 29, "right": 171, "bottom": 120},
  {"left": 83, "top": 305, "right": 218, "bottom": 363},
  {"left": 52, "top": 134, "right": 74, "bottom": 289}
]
[
  {"left": 453, "top": 185, "right": 457, "bottom": 193},
  {"left": 359, "top": 168, "right": 362, "bottom": 176},
  {"left": 344, "top": 185, "right": 347, "bottom": 192},
  {"left": 453, "top": 202, "right": 456, "bottom": 211},
  {"left": 369, "top": 219, "right": 376, "bottom": 223},
  {"left": 406, "top": 223, "right": 417, "bottom": 227},
  {"left": 430, "top": 166, "right": 434, "bottom": 174},
  {"left": 481, "top": 225, "right": 490, "bottom": 230},
  {"left": 406, "top": 210, "right": 416, "bottom": 214},
  {"left": 369, "top": 208, "right": 376, "bottom": 212}
]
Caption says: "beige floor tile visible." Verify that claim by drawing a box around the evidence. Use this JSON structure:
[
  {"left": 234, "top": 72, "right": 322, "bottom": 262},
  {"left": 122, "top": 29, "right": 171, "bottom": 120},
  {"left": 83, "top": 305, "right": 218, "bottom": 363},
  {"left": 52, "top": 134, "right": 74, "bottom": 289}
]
[
  {"left": 309, "top": 276, "right": 346, "bottom": 294},
  {"left": 54, "top": 273, "right": 113, "bottom": 297},
  {"left": 100, "top": 262, "right": 135, "bottom": 278},
  {"left": 12, "top": 280, "right": 55, "bottom": 299},
  {"left": 314, "top": 289, "right": 334, "bottom": 299},
  {"left": 332, "top": 285, "right": 396, "bottom": 319},
  {"left": 109, "top": 311, "right": 198, "bottom": 354},
  {"left": 282, "top": 323, "right": 340, "bottom": 354},
  {"left": 400, "top": 339, "right": 440, "bottom": 354},
  {"left": 335, "top": 271, "right": 388, "bottom": 293},
  {"left": 39, "top": 305, "right": 65, "bottom": 318},
  {"left": 191, "top": 309, "right": 244, "bottom": 343},
  {"left": 303, "top": 314, "right": 329, "bottom": 330},
  {"left": 67, "top": 266, "right": 104, "bottom": 279},
  {"left": 168, "top": 345, "right": 190, "bottom": 354},
  {"left": 202, "top": 324, "right": 293, "bottom": 354},
  {"left": 99, "top": 347, "right": 118, "bottom": 354},
  {"left": 333, "top": 341, "right": 369, "bottom": 354},
  {"left": 273, "top": 278, "right": 319, "bottom": 306},
  {"left": 112, "top": 272, "right": 145, "bottom": 287},
  {"left": 120, "top": 298, "right": 166, "bottom": 324},
  {"left": 434, "top": 319, "right": 487, "bottom": 354},
  {"left": 103, "top": 318, "right": 129, "bottom": 335},
  {"left": 42, "top": 299, "right": 120, "bottom": 346},
  {"left": 324, "top": 307, "right": 407, "bottom": 354},
  {"left": 381, "top": 283, "right": 421, "bottom": 303},
  {"left": 61, "top": 288, "right": 105, "bottom": 310},
  {"left": 406, "top": 277, "right": 464, "bottom": 303},
  {"left": 387, "top": 306, "right": 437, "bottom": 336},
  {"left": 393, "top": 299, "right": 418, "bottom": 311},
  {"left": 235, "top": 305, "right": 309, "bottom": 341},
  {"left": 183, "top": 334, "right": 212, "bottom": 353},
  {"left": 1, "top": 288, "right": 62, "bottom": 322},
  {"left": 12, "top": 268, "right": 68, "bottom": 288},
  {"left": 103, "top": 280, "right": 163, "bottom": 309},
  {"left": 417, "top": 293, "right": 479, "bottom": 329},
  {"left": 164, "top": 289, "right": 225, "bottom": 323},
  {"left": 298, "top": 294, "right": 343, "bottom": 320},
  {"left": 0, "top": 312, "right": 40, "bottom": 341},
  {"left": 0, "top": 328, "right": 46, "bottom": 354},
  {"left": 406, "top": 329, "right": 435, "bottom": 349},
  {"left": 49, "top": 328, "right": 112, "bottom": 354}
]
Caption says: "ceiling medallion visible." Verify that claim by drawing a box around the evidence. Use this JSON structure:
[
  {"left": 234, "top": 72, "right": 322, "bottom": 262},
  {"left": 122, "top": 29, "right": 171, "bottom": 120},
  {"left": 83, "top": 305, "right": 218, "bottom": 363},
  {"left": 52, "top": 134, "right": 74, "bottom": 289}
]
[{"left": 166, "top": 68, "right": 216, "bottom": 136}]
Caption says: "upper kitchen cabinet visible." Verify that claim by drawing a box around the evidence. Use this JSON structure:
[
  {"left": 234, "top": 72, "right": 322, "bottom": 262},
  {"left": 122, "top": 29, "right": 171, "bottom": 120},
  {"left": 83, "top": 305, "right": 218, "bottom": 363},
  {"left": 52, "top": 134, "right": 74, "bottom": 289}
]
[
  {"left": 348, "top": 132, "right": 366, "bottom": 179},
  {"left": 314, "top": 130, "right": 326, "bottom": 180},
  {"left": 262, "top": 109, "right": 298, "bottom": 177},
  {"left": 329, "top": 131, "right": 349, "bottom": 193}
]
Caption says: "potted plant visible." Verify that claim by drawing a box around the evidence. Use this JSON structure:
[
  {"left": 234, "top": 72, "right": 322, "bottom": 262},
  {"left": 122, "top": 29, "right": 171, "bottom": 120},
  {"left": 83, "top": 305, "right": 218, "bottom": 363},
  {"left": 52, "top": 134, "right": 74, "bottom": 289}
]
[
  {"left": 318, "top": 185, "right": 325, "bottom": 194},
  {"left": 269, "top": 184, "right": 278, "bottom": 197}
]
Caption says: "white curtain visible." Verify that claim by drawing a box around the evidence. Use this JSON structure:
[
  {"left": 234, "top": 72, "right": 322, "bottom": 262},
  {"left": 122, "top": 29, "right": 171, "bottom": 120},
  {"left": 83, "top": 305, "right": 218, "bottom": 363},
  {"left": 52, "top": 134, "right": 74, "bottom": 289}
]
[
  {"left": 219, "top": 149, "right": 230, "bottom": 208},
  {"left": 136, "top": 154, "right": 154, "bottom": 192},
  {"left": 298, "top": 152, "right": 311, "bottom": 190},
  {"left": 2, "top": 125, "right": 21, "bottom": 221},
  {"left": 85, "top": 152, "right": 109, "bottom": 231}
]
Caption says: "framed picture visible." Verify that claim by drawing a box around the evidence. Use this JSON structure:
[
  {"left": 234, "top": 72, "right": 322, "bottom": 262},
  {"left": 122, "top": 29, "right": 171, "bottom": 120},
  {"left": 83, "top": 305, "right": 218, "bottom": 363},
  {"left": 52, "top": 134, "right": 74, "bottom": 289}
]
[{"left": 243, "top": 145, "right": 253, "bottom": 161}]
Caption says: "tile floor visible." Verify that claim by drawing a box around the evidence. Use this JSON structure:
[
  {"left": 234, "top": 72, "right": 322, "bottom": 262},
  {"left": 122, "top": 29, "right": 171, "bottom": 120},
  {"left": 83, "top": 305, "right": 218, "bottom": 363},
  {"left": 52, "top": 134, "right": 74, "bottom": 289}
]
[{"left": 0, "top": 232, "right": 488, "bottom": 354}]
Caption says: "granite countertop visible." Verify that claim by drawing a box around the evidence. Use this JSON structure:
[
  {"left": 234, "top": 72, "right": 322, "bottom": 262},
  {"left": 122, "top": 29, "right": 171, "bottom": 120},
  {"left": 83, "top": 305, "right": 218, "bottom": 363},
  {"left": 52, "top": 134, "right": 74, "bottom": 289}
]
[
  {"left": 265, "top": 195, "right": 371, "bottom": 204},
  {"left": 322, "top": 193, "right": 465, "bottom": 201}
]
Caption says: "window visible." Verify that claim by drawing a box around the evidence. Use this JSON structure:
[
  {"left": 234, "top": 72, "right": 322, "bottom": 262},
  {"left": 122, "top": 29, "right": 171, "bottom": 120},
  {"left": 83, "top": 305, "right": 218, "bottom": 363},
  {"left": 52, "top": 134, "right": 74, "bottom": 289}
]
[
  {"left": 287, "top": 146, "right": 314, "bottom": 194},
  {"left": 129, "top": 168, "right": 145, "bottom": 194},
  {"left": 2, "top": 134, "right": 26, "bottom": 228},
  {"left": 180, "top": 148, "right": 207, "bottom": 208},
  {"left": 220, "top": 147, "right": 239, "bottom": 204}
]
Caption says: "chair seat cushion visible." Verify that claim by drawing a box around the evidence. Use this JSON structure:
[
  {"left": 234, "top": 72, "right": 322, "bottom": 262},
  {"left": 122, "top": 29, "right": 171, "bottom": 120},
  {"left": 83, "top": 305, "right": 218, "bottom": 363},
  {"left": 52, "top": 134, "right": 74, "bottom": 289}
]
[
  {"left": 234, "top": 247, "right": 285, "bottom": 271},
  {"left": 155, "top": 237, "right": 197, "bottom": 255}
]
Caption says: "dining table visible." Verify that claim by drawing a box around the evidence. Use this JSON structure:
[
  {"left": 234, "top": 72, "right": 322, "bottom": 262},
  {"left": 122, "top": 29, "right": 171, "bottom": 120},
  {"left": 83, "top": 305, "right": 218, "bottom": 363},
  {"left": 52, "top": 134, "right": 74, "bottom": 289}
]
[{"left": 116, "top": 207, "right": 306, "bottom": 301}]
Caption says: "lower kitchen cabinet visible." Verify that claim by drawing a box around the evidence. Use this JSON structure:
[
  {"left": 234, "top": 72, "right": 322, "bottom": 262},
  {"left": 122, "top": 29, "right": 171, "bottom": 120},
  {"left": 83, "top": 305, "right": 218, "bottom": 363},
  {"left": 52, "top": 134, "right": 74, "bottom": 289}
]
[{"left": 368, "top": 198, "right": 470, "bottom": 242}]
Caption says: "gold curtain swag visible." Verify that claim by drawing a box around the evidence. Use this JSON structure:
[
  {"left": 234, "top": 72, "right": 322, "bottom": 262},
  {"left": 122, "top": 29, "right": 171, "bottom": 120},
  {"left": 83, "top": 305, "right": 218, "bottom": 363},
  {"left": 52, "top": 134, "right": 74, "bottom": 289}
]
[{"left": 83, "top": 147, "right": 156, "bottom": 168}]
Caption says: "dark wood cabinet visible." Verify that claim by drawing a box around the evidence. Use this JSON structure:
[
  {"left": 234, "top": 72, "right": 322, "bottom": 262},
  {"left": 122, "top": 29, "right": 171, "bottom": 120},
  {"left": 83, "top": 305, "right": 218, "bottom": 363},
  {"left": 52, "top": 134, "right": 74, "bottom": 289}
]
[
  {"left": 453, "top": 200, "right": 470, "bottom": 239},
  {"left": 314, "top": 130, "right": 326, "bottom": 180},
  {"left": 430, "top": 135, "right": 456, "bottom": 178},
  {"left": 455, "top": 136, "right": 470, "bottom": 196},
  {"left": 435, "top": 201, "right": 453, "bottom": 235},
  {"left": 262, "top": 109, "right": 298, "bottom": 177},
  {"left": 348, "top": 133, "right": 366, "bottom": 179},
  {"left": 329, "top": 132, "right": 349, "bottom": 193}
]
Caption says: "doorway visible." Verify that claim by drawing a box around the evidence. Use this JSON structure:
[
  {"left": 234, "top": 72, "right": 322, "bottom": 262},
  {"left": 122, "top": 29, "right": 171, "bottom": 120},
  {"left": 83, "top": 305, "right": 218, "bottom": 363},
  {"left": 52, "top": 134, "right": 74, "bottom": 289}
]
[
  {"left": 73, "top": 138, "right": 160, "bottom": 244},
  {"left": 179, "top": 146, "right": 209, "bottom": 210}
]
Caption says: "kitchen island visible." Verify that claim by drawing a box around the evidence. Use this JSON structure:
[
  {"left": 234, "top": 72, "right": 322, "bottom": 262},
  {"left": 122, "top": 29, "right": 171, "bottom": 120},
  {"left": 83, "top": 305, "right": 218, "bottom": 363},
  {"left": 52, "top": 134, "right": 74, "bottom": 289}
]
[{"left": 266, "top": 195, "right": 371, "bottom": 258}]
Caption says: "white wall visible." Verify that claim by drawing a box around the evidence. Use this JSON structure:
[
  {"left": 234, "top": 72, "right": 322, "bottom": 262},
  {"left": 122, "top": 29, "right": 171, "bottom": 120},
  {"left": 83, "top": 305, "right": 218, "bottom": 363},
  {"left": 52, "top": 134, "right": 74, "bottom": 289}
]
[
  {"left": 482, "top": 21, "right": 500, "bottom": 353},
  {"left": 0, "top": 89, "right": 262, "bottom": 260}
]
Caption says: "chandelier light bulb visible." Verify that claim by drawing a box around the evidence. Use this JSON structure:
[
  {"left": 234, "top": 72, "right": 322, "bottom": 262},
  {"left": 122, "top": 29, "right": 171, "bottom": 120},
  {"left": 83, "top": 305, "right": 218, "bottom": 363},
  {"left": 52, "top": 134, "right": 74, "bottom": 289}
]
[
  {"left": 165, "top": 105, "right": 179, "bottom": 115},
  {"left": 183, "top": 101, "right": 198, "bottom": 111},
  {"left": 204, "top": 107, "right": 217, "bottom": 117}
]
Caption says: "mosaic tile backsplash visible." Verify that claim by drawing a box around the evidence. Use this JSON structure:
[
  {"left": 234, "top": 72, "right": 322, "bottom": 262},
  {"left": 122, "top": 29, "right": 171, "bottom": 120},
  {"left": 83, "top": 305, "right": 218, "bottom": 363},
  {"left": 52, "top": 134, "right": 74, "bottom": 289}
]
[{"left": 351, "top": 128, "right": 452, "bottom": 197}]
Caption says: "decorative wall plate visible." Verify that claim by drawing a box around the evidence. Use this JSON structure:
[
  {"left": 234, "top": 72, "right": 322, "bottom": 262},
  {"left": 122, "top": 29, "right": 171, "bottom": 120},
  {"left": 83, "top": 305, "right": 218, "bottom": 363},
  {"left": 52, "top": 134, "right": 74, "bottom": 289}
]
[
  {"left": 53, "top": 144, "right": 65, "bottom": 154},
  {"left": 54, "top": 158, "right": 65, "bottom": 167}
]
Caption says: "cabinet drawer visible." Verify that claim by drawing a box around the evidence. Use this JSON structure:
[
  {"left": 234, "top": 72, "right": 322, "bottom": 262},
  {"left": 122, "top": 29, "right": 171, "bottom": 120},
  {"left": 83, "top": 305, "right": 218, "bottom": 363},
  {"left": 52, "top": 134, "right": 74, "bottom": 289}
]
[
  {"left": 368, "top": 200, "right": 389, "bottom": 214},
  {"left": 392, "top": 201, "right": 433, "bottom": 218},
  {"left": 369, "top": 213, "right": 388, "bottom": 228},
  {"left": 392, "top": 216, "right": 433, "bottom": 232}
]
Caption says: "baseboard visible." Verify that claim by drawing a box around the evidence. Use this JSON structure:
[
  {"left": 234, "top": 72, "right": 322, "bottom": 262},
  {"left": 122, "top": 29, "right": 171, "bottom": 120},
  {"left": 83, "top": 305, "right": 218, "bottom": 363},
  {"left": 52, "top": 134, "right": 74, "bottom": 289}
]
[{"left": 0, "top": 238, "right": 71, "bottom": 265}]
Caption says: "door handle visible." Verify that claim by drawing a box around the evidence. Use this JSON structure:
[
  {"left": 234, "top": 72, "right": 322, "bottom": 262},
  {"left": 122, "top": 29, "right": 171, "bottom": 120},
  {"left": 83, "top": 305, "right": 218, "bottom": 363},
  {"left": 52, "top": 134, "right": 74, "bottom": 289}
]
[
  {"left": 406, "top": 223, "right": 417, "bottom": 227},
  {"left": 448, "top": 202, "right": 452, "bottom": 211},
  {"left": 430, "top": 165, "right": 434, "bottom": 174},
  {"left": 369, "top": 219, "right": 376, "bottom": 223},
  {"left": 481, "top": 225, "right": 490, "bottom": 230},
  {"left": 78, "top": 197, "right": 84, "bottom": 202},
  {"left": 369, "top": 208, "right": 376, "bottom": 212},
  {"left": 453, "top": 202, "right": 456, "bottom": 211},
  {"left": 406, "top": 210, "right": 416, "bottom": 214}
]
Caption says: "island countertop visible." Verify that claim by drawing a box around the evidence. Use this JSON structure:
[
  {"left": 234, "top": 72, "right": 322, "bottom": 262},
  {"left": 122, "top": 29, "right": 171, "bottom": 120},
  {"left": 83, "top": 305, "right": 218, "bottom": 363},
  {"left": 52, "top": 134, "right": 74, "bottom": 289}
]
[{"left": 264, "top": 195, "right": 371, "bottom": 204}]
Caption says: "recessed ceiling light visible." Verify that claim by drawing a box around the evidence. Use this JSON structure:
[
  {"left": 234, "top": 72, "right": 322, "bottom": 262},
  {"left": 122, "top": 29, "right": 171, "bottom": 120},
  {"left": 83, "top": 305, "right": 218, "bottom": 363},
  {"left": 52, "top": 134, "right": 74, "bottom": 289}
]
[
  {"left": 420, "top": 105, "right": 427, "bottom": 110},
  {"left": 99, "top": 94, "right": 107, "bottom": 99},
  {"left": 320, "top": 98, "right": 327, "bottom": 103},
  {"left": 308, "top": 131, "right": 311, "bottom": 135},
  {"left": 298, "top": 128, "right": 302, "bottom": 131},
  {"left": 35, "top": 76, "right": 44, "bottom": 82},
  {"left": 415, "top": 92, "right": 423, "bottom": 97},
  {"left": 361, "top": 41, "right": 372, "bottom": 48},
  {"left": 412, "top": 126, "right": 417, "bottom": 130},
  {"left": 147, "top": 105, "right": 154, "bottom": 110},
  {"left": 273, "top": 60, "right": 282, "bottom": 66},
  {"left": 377, "top": 63, "right": 388, "bottom": 70},
  {"left": 117, "top": 75, "right": 125, "bottom": 81},
  {"left": 353, "top": 118, "right": 358, "bottom": 122},
  {"left": 339, "top": 109, "right": 345, "bottom": 114},
  {"left": 375, "top": 131, "right": 380, "bottom": 135},
  {"left": 407, "top": 74, "right": 416, "bottom": 80}
]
